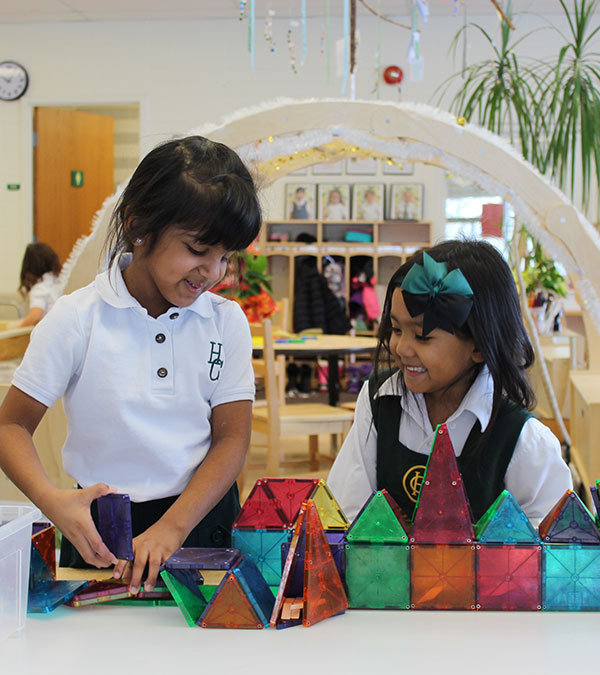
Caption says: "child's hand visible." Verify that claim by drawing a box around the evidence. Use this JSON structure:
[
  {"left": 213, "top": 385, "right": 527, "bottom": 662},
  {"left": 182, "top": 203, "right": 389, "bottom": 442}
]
[
  {"left": 41, "top": 483, "right": 118, "bottom": 568},
  {"left": 113, "top": 519, "right": 185, "bottom": 594}
]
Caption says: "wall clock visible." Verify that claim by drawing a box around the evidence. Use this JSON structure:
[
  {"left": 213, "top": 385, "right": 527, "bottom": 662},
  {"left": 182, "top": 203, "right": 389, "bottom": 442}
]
[{"left": 0, "top": 61, "right": 29, "bottom": 101}]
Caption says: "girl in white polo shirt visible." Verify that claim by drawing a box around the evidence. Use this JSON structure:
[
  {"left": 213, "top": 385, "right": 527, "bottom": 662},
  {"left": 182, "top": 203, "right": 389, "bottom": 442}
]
[
  {"left": 18, "top": 241, "right": 62, "bottom": 327},
  {"left": 0, "top": 136, "right": 261, "bottom": 594}
]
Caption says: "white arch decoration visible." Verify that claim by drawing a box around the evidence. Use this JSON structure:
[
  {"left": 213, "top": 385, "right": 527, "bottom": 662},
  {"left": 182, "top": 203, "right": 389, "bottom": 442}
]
[{"left": 61, "top": 98, "right": 600, "bottom": 334}]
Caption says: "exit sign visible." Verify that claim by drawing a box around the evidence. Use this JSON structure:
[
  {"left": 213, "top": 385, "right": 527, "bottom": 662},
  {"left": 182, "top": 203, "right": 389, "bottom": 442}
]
[
  {"left": 6, "top": 183, "right": 20, "bottom": 191},
  {"left": 71, "top": 170, "right": 84, "bottom": 187}
]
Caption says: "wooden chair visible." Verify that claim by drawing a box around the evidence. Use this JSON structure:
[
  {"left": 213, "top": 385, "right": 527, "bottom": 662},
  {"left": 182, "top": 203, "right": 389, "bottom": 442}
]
[{"left": 250, "top": 318, "right": 354, "bottom": 476}]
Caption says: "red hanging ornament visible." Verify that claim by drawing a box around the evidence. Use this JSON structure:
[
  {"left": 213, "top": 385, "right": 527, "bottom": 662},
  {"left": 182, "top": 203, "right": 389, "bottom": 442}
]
[{"left": 383, "top": 65, "right": 403, "bottom": 85}]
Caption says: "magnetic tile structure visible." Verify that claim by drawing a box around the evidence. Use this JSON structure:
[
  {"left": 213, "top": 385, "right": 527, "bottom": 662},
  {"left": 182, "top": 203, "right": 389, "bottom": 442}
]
[
  {"left": 475, "top": 490, "right": 540, "bottom": 544},
  {"left": 199, "top": 556, "right": 274, "bottom": 629},
  {"left": 160, "top": 570, "right": 208, "bottom": 626},
  {"left": 232, "top": 527, "right": 291, "bottom": 586},
  {"left": 591, "top": 481, "right": 600, "bottom": 521},
  {"left": 233, "top": 478, "right": 315, "bottom": 529},
  {"left": 410, "top": 425, "right": 474, "bottom": 545},
  {"left": 28, "top": 546, "right": 88, "bottom": 613},
  {"left": 96, "top": 493, "right": 134, "bottom": 561},
  {"left": 346, "top": 490, "right": 409, "bottom": 544},
  {"left": 476, "top": 544, "right": 542, "bottom": 610},
  {"left": 281, "top": 535, "right": 346, "bottom": 598},
  {"left": 310, "top": 480, "right": 350, "bottom": 531},
  {"left": 345, "top": 543, "right": 410, "bottom": 609},
  {"left": 538, "top": 490, "right": 600, "bottom": 544},
  {"left": 410, "top": 544, "right": 476, "bottom": 610},
  {"left": 32, "top": 524, "right": 56, "bottom": 579},
  {"left": 270, "top": 500, "right": 348, "bottom": 628},
  {"left": 542, "top": 544, "right": 600, "bottom": 611},
  {"left": 67, "top": 580, "right": 132, "bottom": 607}
]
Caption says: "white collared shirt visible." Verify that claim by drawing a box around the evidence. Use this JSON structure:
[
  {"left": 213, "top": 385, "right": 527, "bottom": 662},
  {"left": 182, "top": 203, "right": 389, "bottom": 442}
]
[
  {"left": 328, "top": 367, "right": 572, "bottom": 526},
  {"left": 13, "top": 254, "right": 255, "bottom": 502},
  {"left": 28, "top": 272, "right": 61, "bottom": 314}
]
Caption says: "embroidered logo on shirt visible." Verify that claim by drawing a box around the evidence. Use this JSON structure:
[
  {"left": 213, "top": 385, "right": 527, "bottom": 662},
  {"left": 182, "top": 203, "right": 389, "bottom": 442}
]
[
  {"left": 208, "top": 341, "right": 224, "bottom": 381},
  {"left": 403, "top": 465, "right": 427, "bottom": 503}
]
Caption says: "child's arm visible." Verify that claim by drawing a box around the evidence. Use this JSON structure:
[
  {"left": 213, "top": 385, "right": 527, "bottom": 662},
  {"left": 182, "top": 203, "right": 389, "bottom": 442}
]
[
  {"left": 0, "top": 386, "right": 118, "bottom": 567},
  {"left": 114, "top": 398, "right": 252, "bottom": 593},
  {"left": 327, "top": 381, "right": 378, "bottom": 521},
  {"left": 20, "top": 307, "right": 44, "bottom": 327}
]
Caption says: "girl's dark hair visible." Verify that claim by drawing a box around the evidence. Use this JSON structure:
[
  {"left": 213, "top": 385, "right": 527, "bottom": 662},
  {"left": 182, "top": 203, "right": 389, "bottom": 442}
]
[
  {"left": 106, "top": 136, "right": 262, "bottom": 267},
  {"left": 19, "top": 242, "right": 61, "bottom": 295},
  {"left": 375, "top": 239, "right": 535, "bottom": 444}
]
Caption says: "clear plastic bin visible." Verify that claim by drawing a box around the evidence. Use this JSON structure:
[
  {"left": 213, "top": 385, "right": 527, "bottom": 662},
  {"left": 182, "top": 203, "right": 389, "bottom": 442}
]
[{"left": 0, "top": 501, "right": 42, "bottom": 642}]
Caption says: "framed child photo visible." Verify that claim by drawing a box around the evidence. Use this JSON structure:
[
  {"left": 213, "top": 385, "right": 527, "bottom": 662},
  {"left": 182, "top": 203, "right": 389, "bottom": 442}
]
[
  {"left": 352, "top": 183, "right": 384, "bottom": 221},
  {"left": 285, "top": 183, "right": 316, "bottom": 220},
  {"left": 389, "top": 183, "right": 424, "bottom": 221},
  {"left": 318, "top": 184, "right": 350, "bottom": 221},
  {"left": 346, "top": 156, "right": 377, "bottom": 175},
  {"left": 383, "top": 160, "right": 415, "bottom": 176},
  {"left": 312, "top": 160, "right": 344, "bottom": 175}
]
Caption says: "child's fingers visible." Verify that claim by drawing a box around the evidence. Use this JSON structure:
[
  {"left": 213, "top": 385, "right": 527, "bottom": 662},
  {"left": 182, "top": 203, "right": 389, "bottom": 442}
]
[
  {"left": 81, "top": 482, "right": 117, "bottom": 504},
  {"left": 142, "top": 552, "right": 163, "bottom": 593},
  {"left": 112, "top": 559, "right": 130, "bottom": 581},
  {"left": 127, "top": 548, "right": 148, "bottom": 595}
]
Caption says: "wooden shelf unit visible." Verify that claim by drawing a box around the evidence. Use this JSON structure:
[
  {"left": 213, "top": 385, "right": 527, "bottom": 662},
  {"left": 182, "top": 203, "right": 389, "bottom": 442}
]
[{"left": 258, "top": 219, "right": 432, "bottom": 330}]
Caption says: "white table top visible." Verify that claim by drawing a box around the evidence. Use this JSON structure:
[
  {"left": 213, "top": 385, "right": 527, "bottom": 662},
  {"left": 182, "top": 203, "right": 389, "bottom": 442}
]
[{"left": 4, "top": 604, "right": 599, "bottom": 674}]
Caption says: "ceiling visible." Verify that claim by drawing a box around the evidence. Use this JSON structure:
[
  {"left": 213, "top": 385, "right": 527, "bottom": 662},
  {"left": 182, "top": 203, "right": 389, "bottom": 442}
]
[{"left": 0, "top": 1, "right": 574, "bottom": 24}]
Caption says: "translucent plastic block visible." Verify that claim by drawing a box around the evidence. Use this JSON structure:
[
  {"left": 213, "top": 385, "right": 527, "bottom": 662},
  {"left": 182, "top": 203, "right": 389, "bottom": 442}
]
[
  {"left": 96, "top": 493, "right": 134, "bottom": 561},
  {"left": 410, "top": 544, "right": 476, "bottom": 610},
  {"left": 590, "top": 484, "right": 600, "bottom": 521},
  {"left": 281, "top": 539, "right": 345, "bottom": 597},
  {"left": 160, "top": 570, "right": 207, "bottom": 627},
  {"left": 303, "top": 500, "right": 349, "bottom": 626},
  {"left": 475, "top": 490, "right": 540, "bottom": 544},
  {"left": 476, "top": 544, "right": 542, "bottom": 610},
  {"left": 309, "top": 480, "right": 350, "bottom": 531},
  {"left": 232, "top": 479, "right": 290, "bottom": 529},
  {"left": 69, "top": 580, "right": 131, "bottom": 603},
  {"left": 345, "top": 543, "right": 410, "bottom": 609},
  {"left": 166, "top": 568, "right": 205, "bottom": 598},
  {"left": 539, "top": 491, "right": 600, "bottom": 544},
  {"left": 261, "top": 478, "right": 318, "bottom": 527},
  {"left": 232, "top": 556, "right": 276, "bottom": 626},
  {"left": 270, "top": 505, "right": 306, "bottom": 629},
  {"left": 32, "top": 525, "right": 56, "bottom": 579},
  {"left": 411, "top": 425, "right": 474, "bottom": 545},
  {"left": 232, "top": 528, "right": 291, "bottom": 586},
  {"left": 542, "top": 544, "right": 600, "bottom": 611},
  {"left": 28, "top": 579, "right": 89, "bottom": 613},
  {"left": 346, "top": 491, "right": 409, "bottom": 544},
  {"left": 164, "top": 547, "right": 241, "bottom": 570},
  {"left": 199, "top": 573, "right": 263, "bottom": 629},
  {"left": 29, "top": 543, "right": 53, "bottom": 587}
]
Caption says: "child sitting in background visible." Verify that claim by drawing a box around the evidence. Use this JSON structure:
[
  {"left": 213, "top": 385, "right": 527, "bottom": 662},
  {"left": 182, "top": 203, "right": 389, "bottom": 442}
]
[
  {"left": 328, "top": 239, "right": 572, "bottom": 526},
  {"left": 19, "top": 242, "right": 62, "bottom": 327}
]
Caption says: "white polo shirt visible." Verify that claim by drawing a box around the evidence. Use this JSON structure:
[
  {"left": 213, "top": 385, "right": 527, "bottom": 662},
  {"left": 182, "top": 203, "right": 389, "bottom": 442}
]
[
  {"left": 328, "top": 368, "right": 572, "bottom": 526},
  {"left": 13, "top": 255, "right": 255, "bottom": 502},
  {"left": 28, "top": 272, "right": 61, "bottom": 314}
]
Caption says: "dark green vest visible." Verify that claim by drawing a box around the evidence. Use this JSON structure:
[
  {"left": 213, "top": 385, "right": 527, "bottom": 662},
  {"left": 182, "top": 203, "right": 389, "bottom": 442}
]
[{"left": 369, "top": 370, "right": 532, "bottom": 522}]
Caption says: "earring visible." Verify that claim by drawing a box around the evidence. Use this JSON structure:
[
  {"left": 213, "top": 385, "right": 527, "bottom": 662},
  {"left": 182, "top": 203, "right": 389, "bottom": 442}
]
[{"left": 134, "top": 238, "right": 143, "bottom": 245}]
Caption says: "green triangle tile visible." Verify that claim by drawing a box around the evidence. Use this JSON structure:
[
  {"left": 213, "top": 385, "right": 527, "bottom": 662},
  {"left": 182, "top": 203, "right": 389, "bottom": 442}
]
[
  {"left": 347, "top": 491, "right": 408, "bottom": 543},
  {"left": 160, "top": 570, "right": 207, "bottom": 627}
]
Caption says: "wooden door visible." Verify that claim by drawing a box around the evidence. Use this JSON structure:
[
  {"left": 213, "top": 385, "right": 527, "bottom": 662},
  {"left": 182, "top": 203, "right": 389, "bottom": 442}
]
[{"left": 34, "top": 107, "right": 114, "bottom": 263}]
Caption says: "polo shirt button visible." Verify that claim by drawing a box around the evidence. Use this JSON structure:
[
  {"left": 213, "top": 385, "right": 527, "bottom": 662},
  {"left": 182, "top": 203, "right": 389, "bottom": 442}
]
[
  {"left": 169, "top": 312, "right": 179, "bottom": 320},
  {"left": 157, "top": 367, "right": 168, "bottom": 378},
  {"left": 155, "top": 333, "right": 166, "bottom": 343}
]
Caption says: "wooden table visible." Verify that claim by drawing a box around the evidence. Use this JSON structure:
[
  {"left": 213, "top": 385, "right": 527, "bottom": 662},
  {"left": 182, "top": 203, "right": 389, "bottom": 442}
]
[{"left": 253, "top": 334, "right": 378, "bottom": 406}]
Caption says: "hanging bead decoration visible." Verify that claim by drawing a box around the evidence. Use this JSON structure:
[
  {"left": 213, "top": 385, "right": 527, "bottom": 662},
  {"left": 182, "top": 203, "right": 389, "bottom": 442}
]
[
  {"left": 239, "top": 0, "right": 247, "bottom": 20},
  {"left": 372, "top": 0, "right": 381, "bottom": 97},
  {"left": 264, "top": 8, "right": 275, "bottom": 52},
  {"left": 248, "top": 0, "right": 255, "bottom": 71},
  {"left": 287, "top": 20, "right": 299, "bottom": 74},
  {"left": 301, "top": 0, "right": 307, "bottom": 66},
  {"left": 341, "top": 0, "right": 350, "bottom": 95}
]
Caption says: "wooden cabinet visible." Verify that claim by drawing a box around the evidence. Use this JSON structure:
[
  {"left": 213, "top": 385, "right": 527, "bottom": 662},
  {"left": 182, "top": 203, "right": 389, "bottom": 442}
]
[
  {"left": 258, "top": 220, "right": 431, "bottom": 331},
  {"left": 569, "top": 371, "right": 600, "bottom": 497}
]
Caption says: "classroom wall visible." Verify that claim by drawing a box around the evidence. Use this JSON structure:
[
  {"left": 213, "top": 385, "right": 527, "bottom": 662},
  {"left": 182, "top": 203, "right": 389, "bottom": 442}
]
[{"left": 0, "top": 11, "right": 583, "bottom": 296}]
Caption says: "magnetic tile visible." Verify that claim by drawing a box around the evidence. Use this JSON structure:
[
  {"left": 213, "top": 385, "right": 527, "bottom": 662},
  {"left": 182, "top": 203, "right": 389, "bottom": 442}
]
[{"left": 96, "top": 493, "right": 134, "bottom": 561}]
